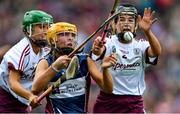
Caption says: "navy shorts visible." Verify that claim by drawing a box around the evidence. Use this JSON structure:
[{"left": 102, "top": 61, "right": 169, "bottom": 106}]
[
  {"left": 93, "top": 91, "right": 145, "bottom": 113},
  {"left": 0, "top": 87, "right": 28, "bottom": 113}
]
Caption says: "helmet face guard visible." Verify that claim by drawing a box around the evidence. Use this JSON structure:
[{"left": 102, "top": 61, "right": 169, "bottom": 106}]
[
  {"left": 47, "top": 22, "right": 77, "bottom": 46},
  {"left": 115, "top": 4, "right": 138, "bottom": 21},
  {"left": 22, "top": 10, "right": 53, "bottom": 47},
  {"left": 23, "top": 10, "right": 53, "bottom": 33},
  {"left": 47, "top": 22, "right": 77, "bottom": 55},
  {"left": 114, "top": 4, "right": 138, "bottom": 42}
]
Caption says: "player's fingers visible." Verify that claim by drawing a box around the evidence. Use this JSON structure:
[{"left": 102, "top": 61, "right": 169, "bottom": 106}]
[
  {"left": 109, "top": 57, "right": 117, "bottom": 64},
  {"left": 94, "top": 36, "right": 101, "bottom": 43},
  {"left": 62, "top": 55, "right": 71, "bottom": 61},
  {"left": 94, "top": 38, "right": 101, "bottom": 46},
  {"left": 110, "top": 53, "right": 117, "bottom": 59},
  {"left": 111, "top": 53, "right": 117, "bottom": 57},
  {"left": 97, "top": 38, "right": 105, "bottom": 45},
  {"left": 152, "top": 18, "right": 158, "bottom": 24},
  {"left": 65, "top": 57, "right": 71, "bottom": 62},
  {"left": 147, "top": 7, "right": 151, "bottom": 16},
  {"left": 144, "top": 8, "right": 147, "bottom": 16},
  {"left": 96, "top": 36, "right": 102, "bottom": 40},
  {"left": 150, "top": 11, "right": 155, "bottom": 21},
  {"left": 138, "top": 15, "right": 142, "bottom": 22}
]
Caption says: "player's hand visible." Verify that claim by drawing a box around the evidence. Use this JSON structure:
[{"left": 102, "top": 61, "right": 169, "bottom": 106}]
[
  {"left": 138, "top": 7, "right": 157, "bottom": 33},
  {"left": 102, "top": 53, "right": 117, "bottom": 68},
  {"left": 53, "top": 55, "right": 71, "bottom": 70},
  {"left": 28, "top": 94, "right": 41, "bottom": 109},
  {"left": 92, "top": 36, "right": 106, "bottom": 56}
]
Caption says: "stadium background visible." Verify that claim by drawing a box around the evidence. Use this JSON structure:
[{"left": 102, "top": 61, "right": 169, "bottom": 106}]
[{"left": 0, "top": 0, "right": 180, "bottom": 112}]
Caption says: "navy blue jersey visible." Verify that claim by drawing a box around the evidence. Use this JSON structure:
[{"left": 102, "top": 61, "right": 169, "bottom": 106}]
[{"left": 45, "top": 53, "right": 91, "bottom": 113}]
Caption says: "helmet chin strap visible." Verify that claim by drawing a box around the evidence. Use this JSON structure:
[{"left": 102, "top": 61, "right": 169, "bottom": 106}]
[
  {"left": 26, "top": 32, "right": 48, "bottom": 48},
  {"left": 28, "top": 37, "right": 48, "bottom": 48},
  {"left": 55, "top": 47, "right": 74, "bottom": 56},
  {"left": 54, "top": 46, "right": 83, "bottom": 57}
]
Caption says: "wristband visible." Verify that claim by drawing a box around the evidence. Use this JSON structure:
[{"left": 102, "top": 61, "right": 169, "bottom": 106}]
[{"left": 50, "top": 64, "right": 59, "bottom": 73}]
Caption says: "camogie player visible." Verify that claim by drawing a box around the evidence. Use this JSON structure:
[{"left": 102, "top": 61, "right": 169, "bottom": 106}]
[
  {"left": 91, "top": 4, "right": 162, "bottom": 113},
  {"left": 31, "top": 22, "right": 117, "bottom": 113},
  {"left": 0, "top": 10, "right": 53, "bottom": 112}
]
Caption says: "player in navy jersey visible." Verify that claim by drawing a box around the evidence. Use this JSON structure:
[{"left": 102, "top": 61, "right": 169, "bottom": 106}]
[
  {"left": 91, "top": 4, "right": 162, "bottom": 113},
  {"left": 0, "top": 10, "right": 53, "bottom": 112},
  {"left": 31, "top": 22, "right": 117, "bottom": 113}
]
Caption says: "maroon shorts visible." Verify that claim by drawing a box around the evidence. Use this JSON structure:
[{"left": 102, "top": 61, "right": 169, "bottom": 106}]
[
  {"left": 93, "top": 91, "right": 145, "bottom": 113},
  {"left": 0, "top": 87, "right": 28, "bottom": 113}
]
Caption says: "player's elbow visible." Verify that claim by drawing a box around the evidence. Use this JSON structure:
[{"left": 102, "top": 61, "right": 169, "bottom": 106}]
[
  {"left": 153, "top": 48, "right": 161, "bottom": 57},
  {"left": 157, "top": 47, "right": 162, "bottom": 56},
  {"left": 149, "top": 46, "right": 162, "bottom": 57}
]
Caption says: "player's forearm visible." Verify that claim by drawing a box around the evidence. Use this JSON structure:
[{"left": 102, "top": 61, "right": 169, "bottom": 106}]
[
  {"left": 32, "top": 67, "right": 57, "bottom": 94},
  {"left": 10, "top": 81, "right": 33, "bottom": 101},
  {"left": 145, "top": 30, "right": 162, "bottom": 56},
  {"left": 101, "top": 68, "right": 113, "bottom": 93}
]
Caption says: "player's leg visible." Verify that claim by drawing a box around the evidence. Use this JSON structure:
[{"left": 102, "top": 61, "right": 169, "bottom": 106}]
[{"left": 0, "top": 87, "right": 28, "bottom": 113}]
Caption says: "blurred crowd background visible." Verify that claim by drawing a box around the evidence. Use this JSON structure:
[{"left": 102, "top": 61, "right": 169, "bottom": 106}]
[{"left": 0, "top": 0, "right": 180, "bottom": 113}]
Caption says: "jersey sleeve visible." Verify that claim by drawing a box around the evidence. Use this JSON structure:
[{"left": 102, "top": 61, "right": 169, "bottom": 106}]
[
  {"left": 104, "top": 37, "right": 113, "bottom": 56},
  {"left": 139, "top": 39, "right": 158, "bottom": 67},
  {"left": 5, "top": 44, "right": 30, "bottom": 72}
]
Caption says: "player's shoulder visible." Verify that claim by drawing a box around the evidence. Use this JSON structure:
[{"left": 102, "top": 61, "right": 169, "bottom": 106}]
[
  {"left": 133, "top": 38, "right": 150, "bottom": 49},
  {"left": 134, "top": 38, "right": 148, "bottom": 43},
  {"left": 12, "top": 37, "right": 30, "bottom": 49},
  {"left": 5, "top": 37, "right": 31, "bottom": 57},
  {"left": 105, "top": 35, "right": 118, "bottom": 46}
]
